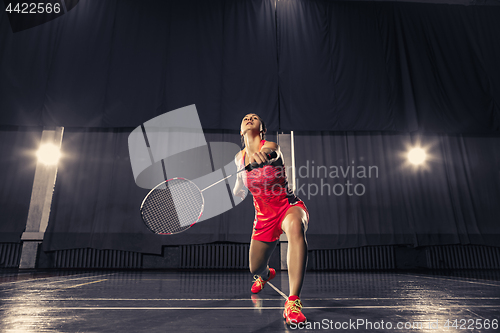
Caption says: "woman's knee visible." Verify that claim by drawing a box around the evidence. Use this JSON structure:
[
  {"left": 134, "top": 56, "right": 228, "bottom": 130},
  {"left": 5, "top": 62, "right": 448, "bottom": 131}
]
[
  {"left": 284, "top": 219, "right": 306, "bottom": 241},
  {"left": 282, "top": 207, "right": 308, "bottom": 239}
]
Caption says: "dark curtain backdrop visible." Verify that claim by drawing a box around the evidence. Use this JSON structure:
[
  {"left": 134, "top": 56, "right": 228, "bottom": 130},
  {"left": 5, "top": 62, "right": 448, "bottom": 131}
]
[
  {"left": 0, "top": 0, "right": 279, "bottom": 130},
  {"left": 0, "top": 127, "right": 41, "bottom": 243},
  {"left": 1, "top": 0, "right": 499, "bottom": 131},
  {"left": 295, "top": 131, "right": 500, "bottom": 249},
  {"left": 278, "top": 1, "right": 500, "bottom": 132}
]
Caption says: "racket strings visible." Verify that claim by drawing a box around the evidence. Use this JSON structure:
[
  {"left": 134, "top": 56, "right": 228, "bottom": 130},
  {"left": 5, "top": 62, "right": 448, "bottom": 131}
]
[{"left": 141, "top": 178, "right": 203, "bottom": 234}]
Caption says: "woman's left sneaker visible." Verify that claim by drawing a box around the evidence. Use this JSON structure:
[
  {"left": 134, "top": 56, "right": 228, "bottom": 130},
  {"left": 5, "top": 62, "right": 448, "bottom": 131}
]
[{"left": 283, "top": 296, "right": 306, "bottom": 325}]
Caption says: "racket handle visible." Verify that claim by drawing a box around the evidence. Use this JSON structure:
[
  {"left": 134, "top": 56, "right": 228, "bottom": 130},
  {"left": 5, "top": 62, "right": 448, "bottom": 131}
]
[
  {"left": 245, "top": 151, "right": 278, "bottom": 171},
  {"left": 267, "top": 151, "right": 278, "bottom": 160}
]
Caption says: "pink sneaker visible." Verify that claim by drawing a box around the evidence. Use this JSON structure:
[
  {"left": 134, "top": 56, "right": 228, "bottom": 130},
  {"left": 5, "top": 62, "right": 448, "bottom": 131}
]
[
  {"left": 283, "top": 296, "right": 306, "bottom": 325},
  {"left": 250, "top": 268, "right": 276, "bottom": 294}
]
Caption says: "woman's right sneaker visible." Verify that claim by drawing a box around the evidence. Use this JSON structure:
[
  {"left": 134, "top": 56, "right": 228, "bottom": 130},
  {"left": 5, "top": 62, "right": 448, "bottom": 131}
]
[{"left": 251, "top": 268, "right": 276, "bottom": 294}]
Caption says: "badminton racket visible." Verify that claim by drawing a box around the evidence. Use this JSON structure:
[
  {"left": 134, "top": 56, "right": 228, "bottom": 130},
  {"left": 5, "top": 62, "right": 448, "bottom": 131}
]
[{"left": 140, "top": 151, "right": 277, "bottom": 235}]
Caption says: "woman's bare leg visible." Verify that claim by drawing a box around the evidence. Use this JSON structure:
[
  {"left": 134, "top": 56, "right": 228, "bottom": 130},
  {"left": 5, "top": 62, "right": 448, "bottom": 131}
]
[
  {"left": 281, "top": 206, "right": 308, "bottom": 296},
  {"left": 249, "top": 238, "right": 278, "bottom": 278}
]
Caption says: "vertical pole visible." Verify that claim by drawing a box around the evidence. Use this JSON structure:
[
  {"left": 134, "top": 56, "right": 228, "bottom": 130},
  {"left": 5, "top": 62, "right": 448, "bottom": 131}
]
[
  {"left": 290, "top": 131, "right": 296, "bottom": 192},
  {"left": 278, "top": 132, "right": 296, "bottom": 271},
  {"left": 19, "top": 127, "right": 64, "bottom": 269}
]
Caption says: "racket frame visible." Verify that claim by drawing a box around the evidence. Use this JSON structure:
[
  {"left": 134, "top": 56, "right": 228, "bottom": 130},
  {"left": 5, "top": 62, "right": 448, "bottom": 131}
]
[
  {"left": 140, "top": 177, "right": 204, "bottom": 235},
  {"left": 140, "top": 151, "right": 277, "bottom": 235}
]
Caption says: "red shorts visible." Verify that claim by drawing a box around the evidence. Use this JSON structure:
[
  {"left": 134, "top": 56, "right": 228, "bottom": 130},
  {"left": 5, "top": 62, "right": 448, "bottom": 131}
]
[{"left": 251, "top": 201, "right": 309, "bottom": 243}]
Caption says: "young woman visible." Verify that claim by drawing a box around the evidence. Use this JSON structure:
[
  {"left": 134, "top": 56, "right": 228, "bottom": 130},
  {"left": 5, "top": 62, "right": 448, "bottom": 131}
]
[{"left": 233, "top": 113, "right": 309, "bottom": 325}]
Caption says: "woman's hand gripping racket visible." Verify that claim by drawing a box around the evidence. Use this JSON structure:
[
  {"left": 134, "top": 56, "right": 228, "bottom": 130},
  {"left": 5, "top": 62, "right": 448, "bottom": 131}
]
[{"left": 140, "top": 151, "right": 278, "bottom": 234}]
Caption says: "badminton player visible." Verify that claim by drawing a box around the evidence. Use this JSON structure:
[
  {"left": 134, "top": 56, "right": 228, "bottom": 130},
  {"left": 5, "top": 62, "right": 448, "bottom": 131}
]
[{"left": 233, "top": 113, "right": 309, "bottom": 325}]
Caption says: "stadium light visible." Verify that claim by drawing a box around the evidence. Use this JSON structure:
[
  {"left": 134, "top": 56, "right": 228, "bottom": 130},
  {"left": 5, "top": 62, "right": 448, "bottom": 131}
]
[
  {"left": 407, "top": 147, "right": 426, "bottom": 165},
  {"left": 36, "top": 143, "right": 61, "bottom": 165}
]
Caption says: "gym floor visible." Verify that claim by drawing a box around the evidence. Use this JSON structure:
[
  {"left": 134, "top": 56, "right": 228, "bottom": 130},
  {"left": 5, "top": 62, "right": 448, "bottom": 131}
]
[{"left": 1, "top": 269, "right": 499, "bottom": 332}]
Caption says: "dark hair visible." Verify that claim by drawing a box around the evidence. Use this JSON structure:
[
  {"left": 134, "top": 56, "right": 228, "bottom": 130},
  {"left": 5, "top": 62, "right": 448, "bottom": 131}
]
[{"left": 241, "top": 114, "right": 266, "bottom": 147}]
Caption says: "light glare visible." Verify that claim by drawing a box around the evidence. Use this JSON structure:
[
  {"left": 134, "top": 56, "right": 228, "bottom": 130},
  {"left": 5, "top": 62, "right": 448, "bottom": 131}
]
[
  {"left": 36, "top": 143, "right": 61, "bottom": 165},
  {"left": 408, "top": 147, "right": 426, "bottom": 165}
]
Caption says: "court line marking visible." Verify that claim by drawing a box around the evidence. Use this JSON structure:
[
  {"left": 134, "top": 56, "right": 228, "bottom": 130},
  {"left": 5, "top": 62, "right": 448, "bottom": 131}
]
[
  {"left": 0, "top": 273, "right": 116, "bottom": 293},
  {"left": 267, "top": 281, "right": 288, "bottom": 300},
  {"left": 3, "top": 297, "right": 499, "bottom": 301},
  {"left": 0, "top": 273, "right": 116, "bottom": 285},
  {"left": 399, "top": 273, "right": 500, "bottom": 288},
  {"left": 466, "top": 309, "right": 486, "bottom": 320},
  {"left": 50, "top": 279, "right": 108, "bottom": 291},
  {"left": 39, "top": 305, "right": 500, "bottom": 311}
]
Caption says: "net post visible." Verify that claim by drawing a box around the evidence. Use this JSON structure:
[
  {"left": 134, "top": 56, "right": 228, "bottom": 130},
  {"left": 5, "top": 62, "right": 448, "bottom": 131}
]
[{"left": 277, "top": 132, "right": 296, "bottom": 271}]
